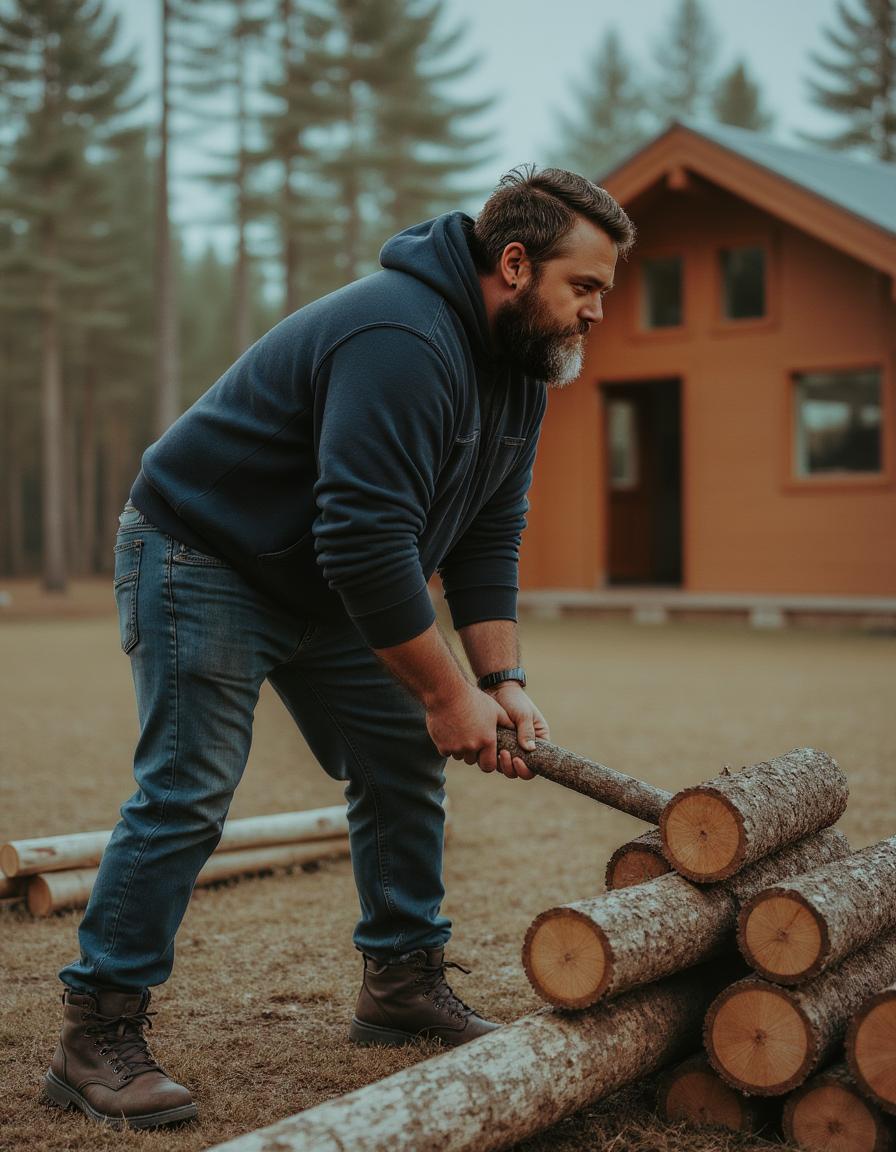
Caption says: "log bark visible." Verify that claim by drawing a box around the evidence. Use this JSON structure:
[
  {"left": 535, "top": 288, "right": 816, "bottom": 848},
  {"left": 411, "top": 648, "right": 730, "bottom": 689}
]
[
  {"left": 660, "top": 748, "right": 847, "bottom": 882},
  {"left": 739, "top": 837, "right": 896, "bottom": 984},
  {"left": 846, "top": 983, "right": 896, "bottom": 1115},
  {"left": 705, "top": 930, "right": 896, "bottom": 1096},
  {"left": 203, "top": 963, "right": 735, "bottom": 1152},
  {"left": 496, "top": 728, "right": 671, "bottom": 822},
  {"left": 657, "top": 1052, "right": 778, "bottom": 1134},
  {"left": 783, "top": 1062, "right": 894, "bottom": 1152},
  {"left": 1, "top": 805, "right": 350, "bottom": 877},
  {"left": 605, "top": 830, "right": 671, "bottom": 890},
  {"left": 25, "top": 839, "right": 350, "bottom": 917}
]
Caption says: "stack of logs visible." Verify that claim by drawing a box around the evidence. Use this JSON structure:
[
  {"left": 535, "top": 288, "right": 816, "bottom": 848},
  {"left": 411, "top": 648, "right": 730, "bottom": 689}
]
[
  {"left": 521, "top": 744, "right": 896, "bottom": 1152},
  {"left": 0, "top": 806, "right": 353, "bottom": 916}
]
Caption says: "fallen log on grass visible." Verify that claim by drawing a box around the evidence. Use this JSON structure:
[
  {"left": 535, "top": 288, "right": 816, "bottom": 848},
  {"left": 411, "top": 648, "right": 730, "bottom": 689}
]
[
  {"left": 657, "top": 1052, "right": 778, "bottom": 1135},
  {"left": 1, "top": 805, "right": 350, "bottom": 878},
  {"left": 660, "top": 747, "right": 847, "bottom": 883},
  {"left": 847, "top": 983, "right": 896, "bottom": 1116},
  {"left": 783, "top": 1063, "right": 893, "bottom": 1152},
  {"left": 705, "top": 930, "right": 896, "bottom": 1096},
  {"left": 738, "top": 836, "right": 896, "bottom": 984},
  {"left": 25, "top": 838, "right": 350, "bottom": 916},
  {"left": 204, "top": 962, "right": 734, "bottom": 1152},
  {"left": 523, "top": 829, "right": 848, "bottom": 1008}
]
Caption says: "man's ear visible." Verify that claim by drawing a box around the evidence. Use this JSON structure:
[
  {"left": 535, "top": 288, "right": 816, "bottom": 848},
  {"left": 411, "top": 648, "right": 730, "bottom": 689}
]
[{"left": 499, "top": 241, "right": 531, "bottom": 290}]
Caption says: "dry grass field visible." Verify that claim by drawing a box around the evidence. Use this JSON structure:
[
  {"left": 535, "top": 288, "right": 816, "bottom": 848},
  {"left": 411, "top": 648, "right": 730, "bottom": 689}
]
[{"left": 1, "top": 581, "right": 894, "bottom": 1152}]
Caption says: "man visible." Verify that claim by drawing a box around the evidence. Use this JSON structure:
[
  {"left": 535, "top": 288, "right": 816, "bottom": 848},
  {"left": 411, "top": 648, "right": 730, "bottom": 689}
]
[{"left": 44, "top": 166, "right": 635, "bottom": 1129}]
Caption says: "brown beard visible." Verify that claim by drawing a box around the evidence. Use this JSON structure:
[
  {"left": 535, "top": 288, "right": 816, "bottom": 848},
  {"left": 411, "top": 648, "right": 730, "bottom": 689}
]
[{"left": 493, "top": 279, "right": 588, "bottom": 384}]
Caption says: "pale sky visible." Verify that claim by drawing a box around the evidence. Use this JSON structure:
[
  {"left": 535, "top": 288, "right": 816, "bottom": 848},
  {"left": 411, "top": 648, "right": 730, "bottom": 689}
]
[{"left": 109, "top": 0, "right": 844, "bottom": 255}]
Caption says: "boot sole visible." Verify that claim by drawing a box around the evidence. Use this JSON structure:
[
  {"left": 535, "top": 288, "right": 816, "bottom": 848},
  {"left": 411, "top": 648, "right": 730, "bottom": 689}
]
[
  {"left": 42, "top": 1070, "right": 198, "bottom": 1129},
  {"left": 348, "top": 1017, "right": 437, "bottom": 1047}
]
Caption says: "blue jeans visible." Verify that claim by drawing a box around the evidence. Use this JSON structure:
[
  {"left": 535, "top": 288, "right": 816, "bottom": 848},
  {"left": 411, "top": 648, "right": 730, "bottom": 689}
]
[{"left": 59, "top": 504, "right": 450, "bottom": 993}]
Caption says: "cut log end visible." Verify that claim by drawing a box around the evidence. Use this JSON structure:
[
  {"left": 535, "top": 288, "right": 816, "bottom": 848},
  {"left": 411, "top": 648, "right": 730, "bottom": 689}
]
[
  {"left": 706, "top": 981, "right": 812, "bottom": 1095},
  {"left": 848, "top": 989, "right": 896, "bottom": 1115},
  {"left": 784, "top": 1068, "right": 892, "bottom": 1152},
  {"left": 659, "top": 1054, "right": 767, "bottom": 1133},
  {"left": 740, "top": 891, "right": 827, "bottom": 983},
  {"left": 522, "top": 909, "right": 608, "bottom": 1009},
  {"left": 605, "top": 841, "right": 670, "bottom": 891},
  {"left": 26, "top": 876, "right": 53, "bottom": 918},
  {"left": 661, "top": 788, "right": 743, "bottom": 882},
  {"left": 0, "top": 844, "right": 19, "bottom": 878}
]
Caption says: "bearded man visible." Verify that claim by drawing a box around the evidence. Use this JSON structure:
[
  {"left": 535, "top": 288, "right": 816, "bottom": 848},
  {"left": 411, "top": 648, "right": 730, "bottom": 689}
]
[{"left": 44, "top": 165, "right": 635, "bottom": 1129}]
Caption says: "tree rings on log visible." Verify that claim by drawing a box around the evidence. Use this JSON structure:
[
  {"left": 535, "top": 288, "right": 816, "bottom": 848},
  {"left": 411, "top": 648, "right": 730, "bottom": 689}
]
[
  {"left": 739, "top": 837, "right": 896, "bottom": 984},
  {"left": 657, "top": 1053, "right": 777, "bottom": 1134},
  {"left": 706, "top": 932, "right": 896, "bottom": 1096},
  {"left": 783, "top": 1063, "right": 894, "bottom": 1152},
  {"left": 847, "top": 984, "right": 896, "bottom": 1116},
  {"left": 660, "top": 748, "right": 847, "bottom": 882},
  {"left": 605, "top": 830, "right": 670, "bottom": 891}
]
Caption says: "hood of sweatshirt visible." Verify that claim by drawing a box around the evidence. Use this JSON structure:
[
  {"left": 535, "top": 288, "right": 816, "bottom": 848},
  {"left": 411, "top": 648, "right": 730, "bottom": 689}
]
[{"left": 379, "top": 211, "right": 493, "bottom": 361}]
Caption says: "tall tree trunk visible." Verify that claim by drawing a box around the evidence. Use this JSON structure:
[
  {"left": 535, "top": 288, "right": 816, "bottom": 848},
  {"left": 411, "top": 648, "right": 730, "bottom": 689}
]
[
  {"left": 233, "top": 3, "right": 252, "bottom": 355},
  {"left": 64, "top": 408, "right": 79, "bottom": 574},
  {"left": 6, "top": 402, "right": 25, "bottom": 576},
  {"left": 281, "top": 0, "right": 298, "bottom": 315},
  {"left": 80, "top": 365, "right": 97, "bottom": 573},
  {"left": 41, "top": 216, "right": 66, "bottom": 592},
  {"left": 101, "top": 407, "right": 129, "bottom": 566},
  {"left": 155, "top": 0, "right": 180, "bottom": 435}
]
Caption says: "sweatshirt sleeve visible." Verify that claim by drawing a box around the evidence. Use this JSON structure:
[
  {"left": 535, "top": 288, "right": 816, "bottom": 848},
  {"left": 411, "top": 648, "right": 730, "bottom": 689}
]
[
  {"left": 312, "top": 325, "right": 454, "bottom": 648},
  {"left": 437, "top": 387, "right": 546, "bottom": 631}
]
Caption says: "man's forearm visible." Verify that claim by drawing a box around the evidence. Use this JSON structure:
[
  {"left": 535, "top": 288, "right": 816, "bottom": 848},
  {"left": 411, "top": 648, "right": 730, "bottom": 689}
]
[
  {"left": 373, "top": 621, "right": 471, "bottom": 706},
  {"left": 456, "top": 619, "right": 520, "bottom": 681}
]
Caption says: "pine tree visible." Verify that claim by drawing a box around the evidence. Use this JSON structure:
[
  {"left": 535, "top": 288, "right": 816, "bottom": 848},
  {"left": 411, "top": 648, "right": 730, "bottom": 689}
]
[
  {"left": 713, "top": 59, "right": 774, "bottom": 132},
  {"left": 550, "top": 28, "right": 652, "bottom": 178},
  {"left": 804, "top": 0, "right": 896, "bottom": 162},
  {"left": 0, "top": 0, "right": 142, "bottom": 590},
  {"left": 653, "top": 0, "right": 719, "bottom": 122}
]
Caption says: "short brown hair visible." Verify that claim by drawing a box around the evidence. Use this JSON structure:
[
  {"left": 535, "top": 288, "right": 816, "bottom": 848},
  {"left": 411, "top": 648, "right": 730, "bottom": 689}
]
[{"left": 471, "top": 165, "right": 636, "bottom": 272}]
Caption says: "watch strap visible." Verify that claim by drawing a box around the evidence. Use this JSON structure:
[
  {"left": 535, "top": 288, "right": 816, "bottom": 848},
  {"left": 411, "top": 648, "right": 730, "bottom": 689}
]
[{"left": 477, "top": 666, "right": 526, "bottom": 691}]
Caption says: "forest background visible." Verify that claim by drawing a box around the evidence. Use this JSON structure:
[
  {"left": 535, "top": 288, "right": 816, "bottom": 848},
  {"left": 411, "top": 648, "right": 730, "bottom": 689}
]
[{"left": 1, "top": 0, "right": 894, "bottom": 589}]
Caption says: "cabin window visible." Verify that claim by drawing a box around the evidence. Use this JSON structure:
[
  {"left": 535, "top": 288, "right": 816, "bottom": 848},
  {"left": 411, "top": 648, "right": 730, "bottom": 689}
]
[
  {"left": 794, "top": 369, "right": 883, "bottom": 476},
  {"left": 607, "top": 400, "right": 639, "bottom": 489},
  {"left": 720, "top": 245, "right": 765, "bottom": 319},
  {"left": 642, "top": 256, "right": 683, "bottom": 328}
]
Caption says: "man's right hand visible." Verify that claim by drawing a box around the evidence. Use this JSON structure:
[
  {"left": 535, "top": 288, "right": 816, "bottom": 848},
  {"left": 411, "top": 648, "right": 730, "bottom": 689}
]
[{"left": 425, "top": 681, "right": 514, "bottom": 774}]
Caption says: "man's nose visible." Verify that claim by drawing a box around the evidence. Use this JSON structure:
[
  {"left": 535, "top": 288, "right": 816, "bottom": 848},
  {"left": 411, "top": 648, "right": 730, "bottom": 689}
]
[{"left": 580, "top": 296, "right": 603, "bottom": 324}]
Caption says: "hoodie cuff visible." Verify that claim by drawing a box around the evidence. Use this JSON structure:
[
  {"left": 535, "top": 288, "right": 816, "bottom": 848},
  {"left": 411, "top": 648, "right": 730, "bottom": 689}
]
[
  {"left": 445, "top": 584, "right": 518, "bottom": 631},
  {"left": 349, "top": 584, "right": 437, "bottom": 649}
]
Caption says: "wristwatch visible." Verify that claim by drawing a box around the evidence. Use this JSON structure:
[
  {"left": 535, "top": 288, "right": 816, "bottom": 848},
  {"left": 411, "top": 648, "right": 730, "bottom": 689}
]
[{"left": 477, "top": 666, "right": 527, "bottom": 691}]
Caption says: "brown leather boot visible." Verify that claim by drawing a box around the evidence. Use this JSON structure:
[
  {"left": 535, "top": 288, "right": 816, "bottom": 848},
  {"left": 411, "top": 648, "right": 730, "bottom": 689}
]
[
  {"left": 43, "top": 987, "right": 197, "bottom": 1129},
  {"left": 349, "top": 947, "right": 501, "bottom": 1047}
]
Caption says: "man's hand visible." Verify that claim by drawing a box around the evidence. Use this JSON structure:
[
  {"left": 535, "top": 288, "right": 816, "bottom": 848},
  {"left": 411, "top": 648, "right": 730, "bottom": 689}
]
[
  {"left": 483, "top": 681, "right": 549, "bottom": 780},
  {"left": 424, "top": 681, "right": 515, "bottom": 774}
]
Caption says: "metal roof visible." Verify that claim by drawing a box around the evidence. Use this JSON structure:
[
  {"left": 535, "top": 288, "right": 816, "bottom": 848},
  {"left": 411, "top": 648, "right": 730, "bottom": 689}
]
[{"left": 677, "top": 119, "right": 896, "bottom": 236}]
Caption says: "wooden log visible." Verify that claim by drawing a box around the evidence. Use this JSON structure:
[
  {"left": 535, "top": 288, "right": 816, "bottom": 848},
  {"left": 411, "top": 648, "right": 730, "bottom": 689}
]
[
  {"left": 783, "top": 1063, "right": 894, "bottom": 1152},
  {"left": 657, "top": 1052, "right": 778, "bottom": 1134},
  {"left": 0, "top": 875, "right": 25, "bottom": 902},
  {"left": 660, "top": 748, "right": 847, "bottom": 883},
  {"left": 846, "top": 983, "right": 896, "bottom": 1116},
  {"left": 1, "top": 805, "right": 350, "bottom": 877},
  {"left": 605, "top": 829, "right": 671, "bottom": 890},
  {"left": 705, "top": 930, "right": 896, "bottom": 1096},
  {"left": 25, "top": 838, "right": 350, "bottom": 917},
  {"left": 203, "top": 962, "right": 735, "bottom": 1152},
  {"left": 739, "top": 837, "right": 896, "bottom": 984},
  {"left": 524, "top": 829, "right": 849, "bottom": 1009},
  {"left": 496, "top": 728, "right": 671, "bottom": 823}
]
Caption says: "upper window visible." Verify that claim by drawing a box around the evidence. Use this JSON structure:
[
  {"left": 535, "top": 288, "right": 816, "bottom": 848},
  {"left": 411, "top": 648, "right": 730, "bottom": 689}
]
[
  {"left": 642, "top": 256, "right": 683, "bottom": 329},
  {"left": 794, "top": 369, "right": 883, "bottom": 477},
  {"left": 720, "top": 246, "right": 765, "bottom": 320}
]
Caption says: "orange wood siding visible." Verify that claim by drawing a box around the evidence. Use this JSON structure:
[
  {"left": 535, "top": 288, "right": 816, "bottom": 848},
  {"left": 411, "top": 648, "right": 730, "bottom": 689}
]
[{"left": 520, "top": 179, "right": 896, "bottom": 596}]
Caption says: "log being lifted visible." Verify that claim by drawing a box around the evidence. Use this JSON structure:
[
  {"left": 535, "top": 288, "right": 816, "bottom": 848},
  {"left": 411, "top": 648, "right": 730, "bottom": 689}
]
[
  {"left": 739, "top": 836, "right": 896, "bottom": 984},
  {"left": 496, "top": 728, "right": 671, "bottom": 823},
  {"left": 847, "top": 983, "right": 896, "bottom": 1116},
  {"left": 705, "top": 929, "right": 896, "bottom": 1096},
  {"left": 783, "top": 1063, "right": 894, "bottom": 1152},
  {"left": 524, "top": 829, "right": 849, "bottom": 1009},
  {"left": 605, "top": 829, "right": 671, "bottom": 890},
  {"left": 657, "top": 1052, "right": 778, "bottom": 1135},
  {"left": 205, "top": 962, "right": 734, "bottom": 1152},
  {"left": 0, "top": 805, "right": 350, "bottom": 878},
  {"left": 660, "top": 747, "right": 847, "bottom": 883},
  {"left": 26, "top": 839, "right": 350, "bottom": 917}
]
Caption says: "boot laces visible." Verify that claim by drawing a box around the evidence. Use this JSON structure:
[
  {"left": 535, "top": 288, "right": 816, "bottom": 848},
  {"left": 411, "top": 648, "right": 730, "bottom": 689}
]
[
  {"left": 417, "top": 959, "right": 474, "bottom": 1019},
  {"left": 84, "top": 1008, "right": 160, "bottom": 1080}
]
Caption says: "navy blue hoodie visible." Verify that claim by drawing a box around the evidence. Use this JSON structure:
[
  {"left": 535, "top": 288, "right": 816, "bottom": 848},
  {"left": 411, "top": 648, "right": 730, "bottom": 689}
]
[{"left": 131, "top": 212, "right": 547, "bottom": 649}]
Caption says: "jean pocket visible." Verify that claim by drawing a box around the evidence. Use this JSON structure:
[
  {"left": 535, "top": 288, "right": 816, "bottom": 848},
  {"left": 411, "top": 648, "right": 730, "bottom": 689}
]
[
  {"left": 113, "top": 538, "right": 142, "bottom": 654},
  {"left": 118, "top": 503, "right": 147, "bottom": 529},
  {"left": 171, "top": 542, "right": 230, "bottom": 568}
]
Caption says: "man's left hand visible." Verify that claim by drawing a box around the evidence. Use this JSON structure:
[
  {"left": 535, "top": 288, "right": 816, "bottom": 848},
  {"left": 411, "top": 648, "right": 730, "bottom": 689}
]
[{"left": 482, "top": 682, "right": 550, "bottom": 780}]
